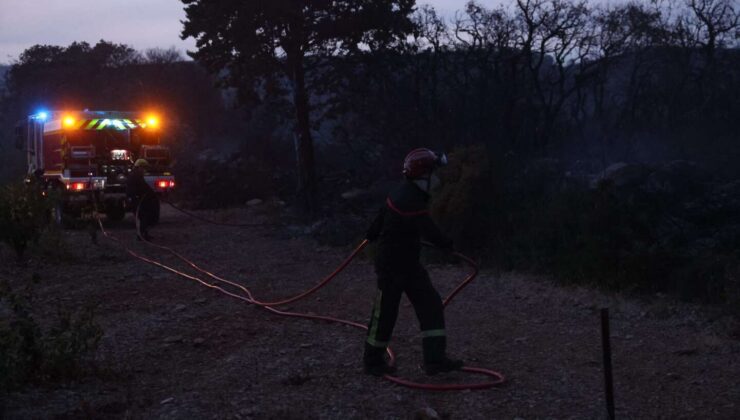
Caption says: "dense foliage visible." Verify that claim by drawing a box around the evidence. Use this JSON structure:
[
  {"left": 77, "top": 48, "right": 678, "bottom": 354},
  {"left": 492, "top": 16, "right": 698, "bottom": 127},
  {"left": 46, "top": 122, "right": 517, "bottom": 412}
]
[
  {"left": 0, "top": 275, "right": 102, "bottom": 392},
  {"left": 0, "top": 181, "right": 54, "bottom": 259}
]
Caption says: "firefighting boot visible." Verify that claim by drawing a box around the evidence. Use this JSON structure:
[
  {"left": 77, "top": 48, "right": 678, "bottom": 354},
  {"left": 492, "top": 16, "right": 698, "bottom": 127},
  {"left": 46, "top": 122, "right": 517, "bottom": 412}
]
[
  {"left": 137, "top": 228, "right": 152, "bottom": 242},
  {"left": 422, "top": 336, "right": 463, "bottom": 375},
  {"left": 363, "top": 343, "right": 396, "bottom": 377},
  {"left": 136, "top": 233, "right": 152, "bottom": 242}
]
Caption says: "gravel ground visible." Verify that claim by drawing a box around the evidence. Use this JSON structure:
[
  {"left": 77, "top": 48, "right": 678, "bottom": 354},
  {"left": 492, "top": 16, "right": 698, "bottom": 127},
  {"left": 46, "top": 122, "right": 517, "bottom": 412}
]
[{"left": 2, "top": 205, "right": 739, "bottom": 419}]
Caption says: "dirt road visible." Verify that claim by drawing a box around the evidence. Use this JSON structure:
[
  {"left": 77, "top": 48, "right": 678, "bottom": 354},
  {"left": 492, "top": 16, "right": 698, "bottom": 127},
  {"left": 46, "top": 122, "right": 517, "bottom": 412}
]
[{"left": 3, "top": 205, "right": 739, "bottom": 419}]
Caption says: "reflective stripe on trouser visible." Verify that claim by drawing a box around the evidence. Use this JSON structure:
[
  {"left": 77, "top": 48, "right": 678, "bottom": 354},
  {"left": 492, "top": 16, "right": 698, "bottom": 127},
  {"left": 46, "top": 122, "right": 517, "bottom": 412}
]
[
  {"left": 365, "top": 264, "right": 445, "bottom": 349},
  {"left": 421, "top": 329, "right": 446, "bottom": 338},
  {"left": 366, "top": 291, "right": 389, "bottom": 348}
]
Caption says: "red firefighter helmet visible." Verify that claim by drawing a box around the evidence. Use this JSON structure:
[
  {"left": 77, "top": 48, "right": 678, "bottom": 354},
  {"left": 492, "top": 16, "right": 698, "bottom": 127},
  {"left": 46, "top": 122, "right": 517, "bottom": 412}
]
[{"left": 402, "top": 148, "right": 448, "bottom": 179}]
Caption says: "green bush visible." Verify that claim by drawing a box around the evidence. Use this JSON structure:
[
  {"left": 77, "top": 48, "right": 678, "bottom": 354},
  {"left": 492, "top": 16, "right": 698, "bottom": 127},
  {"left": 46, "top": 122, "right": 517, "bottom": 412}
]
[
  {"left": 0, "top": 276, "right": 102, "bottom": 392},
  {"left": 0, "top": 180, "right": 55, "bottom": 259},
  {"left": 428, "top": 148, "right": 739, "bottom": 307},
  {"left": 501, "top": 179, "right": 683, "bottom": 293},
  {"left": 431, "top": 144, "right": 492, "bottom": 252},
  {"left": 0, "top": 277, "right": 42, "bottom": 391},
  {"left": 40, "top": 305, "right": 102, "bottom": 381}
]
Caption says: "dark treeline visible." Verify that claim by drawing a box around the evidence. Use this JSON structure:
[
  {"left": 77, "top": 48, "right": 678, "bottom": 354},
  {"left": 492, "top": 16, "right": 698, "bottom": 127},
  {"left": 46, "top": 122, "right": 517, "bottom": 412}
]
[
  {"left": 1, "top": 0, "right": 739, "bottom": 304},
  {"left": 340, "top": 0, "right": 739, "bottom": 171}
]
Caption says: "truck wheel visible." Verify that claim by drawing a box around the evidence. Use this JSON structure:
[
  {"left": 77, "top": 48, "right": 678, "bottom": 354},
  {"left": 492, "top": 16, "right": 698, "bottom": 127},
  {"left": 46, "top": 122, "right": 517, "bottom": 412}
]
[
  {"left": 52, "top": 202, "right": 64, "bottom": 226},
  {"left": 52, "top": 202, "right": 78, "bottom": 229}
]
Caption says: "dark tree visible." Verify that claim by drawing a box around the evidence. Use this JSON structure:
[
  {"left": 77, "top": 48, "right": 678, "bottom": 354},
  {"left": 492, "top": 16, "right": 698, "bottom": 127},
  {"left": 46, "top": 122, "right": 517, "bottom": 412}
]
[
  {"left": 5, "top": 41, "right": 141, "bottom": 108},
  {"left": 181, "top": 0, "right": 416, "bottom": 214},
  {"left": 685, "top": 0, "right": 739, "bottom": 59},
  {"left": 144, "top": 47, "right": 185, "bottom": 64}
]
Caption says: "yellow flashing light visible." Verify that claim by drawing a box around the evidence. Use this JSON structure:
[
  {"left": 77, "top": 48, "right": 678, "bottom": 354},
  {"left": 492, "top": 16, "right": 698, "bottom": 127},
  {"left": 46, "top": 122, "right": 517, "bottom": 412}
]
[
  {"left": 146, "top": 115, "right": 159, "bottom": 129},
  {"left": 63, "top": 116, "right": 76, "bottom": 128}
]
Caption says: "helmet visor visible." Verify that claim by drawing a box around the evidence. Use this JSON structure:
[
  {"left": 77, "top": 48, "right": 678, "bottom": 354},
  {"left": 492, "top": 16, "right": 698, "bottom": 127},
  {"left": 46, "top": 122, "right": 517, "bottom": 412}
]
[{"left": 437, "top": 153, "right": 448, "bottom": 167}]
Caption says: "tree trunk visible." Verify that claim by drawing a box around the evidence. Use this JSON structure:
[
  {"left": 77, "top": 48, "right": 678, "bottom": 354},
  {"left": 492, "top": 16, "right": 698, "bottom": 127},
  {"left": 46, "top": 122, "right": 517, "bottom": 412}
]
[{"left": 290, "top": 53, "right": 317, "bottom": 216}]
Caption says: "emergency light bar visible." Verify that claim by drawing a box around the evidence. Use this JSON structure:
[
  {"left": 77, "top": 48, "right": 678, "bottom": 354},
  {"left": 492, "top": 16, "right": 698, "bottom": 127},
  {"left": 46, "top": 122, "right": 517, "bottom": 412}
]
[
  {"left": 39, "top": 111, "right": 162, "bottom": 131},
  {"left": 64, "top": 118, "right": 148, "bottom": 131}
]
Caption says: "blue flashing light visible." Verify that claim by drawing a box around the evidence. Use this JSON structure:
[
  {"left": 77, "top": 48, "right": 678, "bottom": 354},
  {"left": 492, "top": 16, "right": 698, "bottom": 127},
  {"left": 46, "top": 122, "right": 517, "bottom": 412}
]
[{"left": 35, "top": 111, "right": 48, "bottom": 121}]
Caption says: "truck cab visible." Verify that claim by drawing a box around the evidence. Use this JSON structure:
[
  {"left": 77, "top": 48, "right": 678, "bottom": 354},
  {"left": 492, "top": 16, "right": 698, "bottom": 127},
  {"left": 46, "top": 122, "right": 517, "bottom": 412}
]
[{"left": 16, "top": 110, "right": 175, "bottom": 223}]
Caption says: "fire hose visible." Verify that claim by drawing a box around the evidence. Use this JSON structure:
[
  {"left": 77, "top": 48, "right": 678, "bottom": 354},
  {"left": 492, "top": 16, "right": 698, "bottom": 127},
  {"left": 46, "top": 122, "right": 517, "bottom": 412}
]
[{"left": 96, "top": 201, "right": 505, "bottom": 390}]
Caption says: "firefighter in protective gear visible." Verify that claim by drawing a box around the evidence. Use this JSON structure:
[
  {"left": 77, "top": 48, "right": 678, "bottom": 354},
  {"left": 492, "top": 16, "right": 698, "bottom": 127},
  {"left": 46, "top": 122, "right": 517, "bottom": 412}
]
[
  {"left": 126, "top": 159, "right": 157, "bottom": 241},
  {"left": 363, "top": 148, "right": 463, "bottom": 376}
]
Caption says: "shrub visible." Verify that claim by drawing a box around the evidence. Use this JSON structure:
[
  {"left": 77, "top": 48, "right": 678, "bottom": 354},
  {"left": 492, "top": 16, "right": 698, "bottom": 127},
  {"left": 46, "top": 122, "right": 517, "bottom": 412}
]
[
  {"left": 0, "top": 275, "right": 102, "bottom": 392},
  {"left": 40, "top": 305, "right": 102, "bottom": 381},
  {"left": 431, "top": 144, "right": 492, "bottom": 252},
  {"left": 506, "top": 179, "right": 682, "bottom": 292},
  {"left": 428, "top": 149, "right": 740, "bottom": 307},
  {"left": 0, "top": 180, "right": 55, "bottom": 259},
  {"left": 0, "top": 276, "right": 42, "bottom": 391}
]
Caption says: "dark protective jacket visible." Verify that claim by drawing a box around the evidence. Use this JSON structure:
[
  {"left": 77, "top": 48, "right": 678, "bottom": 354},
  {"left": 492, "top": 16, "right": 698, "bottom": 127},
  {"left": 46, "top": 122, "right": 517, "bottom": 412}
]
[
  {"left": 126, "top": 168, "right": 157, "bottom": 216},
  {"left": 366, "top": 179, "right": 452, "bottom": 269}
]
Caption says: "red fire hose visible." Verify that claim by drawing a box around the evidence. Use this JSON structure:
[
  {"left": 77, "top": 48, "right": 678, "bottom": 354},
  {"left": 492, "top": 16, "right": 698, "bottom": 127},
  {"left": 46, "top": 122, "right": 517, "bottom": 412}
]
[{"left": 98, "top": 204, "right": 505, "bottom": 391}]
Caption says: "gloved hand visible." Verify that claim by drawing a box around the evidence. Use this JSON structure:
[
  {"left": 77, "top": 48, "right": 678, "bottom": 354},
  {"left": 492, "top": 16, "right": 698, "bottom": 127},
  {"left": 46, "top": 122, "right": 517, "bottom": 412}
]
[{"left": 365, "top": 207, "right": 385, "bottom": 241}]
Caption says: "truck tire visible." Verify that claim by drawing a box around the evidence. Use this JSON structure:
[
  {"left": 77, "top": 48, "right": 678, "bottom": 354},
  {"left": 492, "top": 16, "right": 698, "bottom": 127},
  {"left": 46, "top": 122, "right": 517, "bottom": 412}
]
[
  {"left": 52, "top": 202, "right": 64, "bottom": 227},
  {"left": 52, "top": 202, "right": 78, "bottom": 229}
]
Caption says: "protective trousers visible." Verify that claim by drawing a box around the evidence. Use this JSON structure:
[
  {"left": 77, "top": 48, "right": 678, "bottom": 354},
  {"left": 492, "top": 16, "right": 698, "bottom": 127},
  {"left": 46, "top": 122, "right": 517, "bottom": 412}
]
[
  {"left": 364, "top": 264, "right": 448, "bottom": 365},
  {"left": 135, "top": 198, "right": 156, "bottom": 238}
]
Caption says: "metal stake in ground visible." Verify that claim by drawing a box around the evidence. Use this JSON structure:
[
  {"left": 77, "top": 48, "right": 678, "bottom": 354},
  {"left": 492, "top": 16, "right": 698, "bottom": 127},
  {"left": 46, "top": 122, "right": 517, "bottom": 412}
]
[{"left": 601, "top": 307, "right": 616, "bottom": 420}]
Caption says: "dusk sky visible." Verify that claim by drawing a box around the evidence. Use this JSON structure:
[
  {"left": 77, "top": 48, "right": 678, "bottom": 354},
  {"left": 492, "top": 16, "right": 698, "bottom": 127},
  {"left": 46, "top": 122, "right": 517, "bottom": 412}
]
[{"left": 0, "top": 0, "right": 521, "bottom": 64}]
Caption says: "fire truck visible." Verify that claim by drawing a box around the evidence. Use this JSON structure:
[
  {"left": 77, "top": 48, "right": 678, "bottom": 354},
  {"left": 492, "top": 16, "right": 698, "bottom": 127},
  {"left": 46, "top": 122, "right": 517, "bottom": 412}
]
[{"left": 15, "top": 110, "right": 175, "bottom": 224}]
